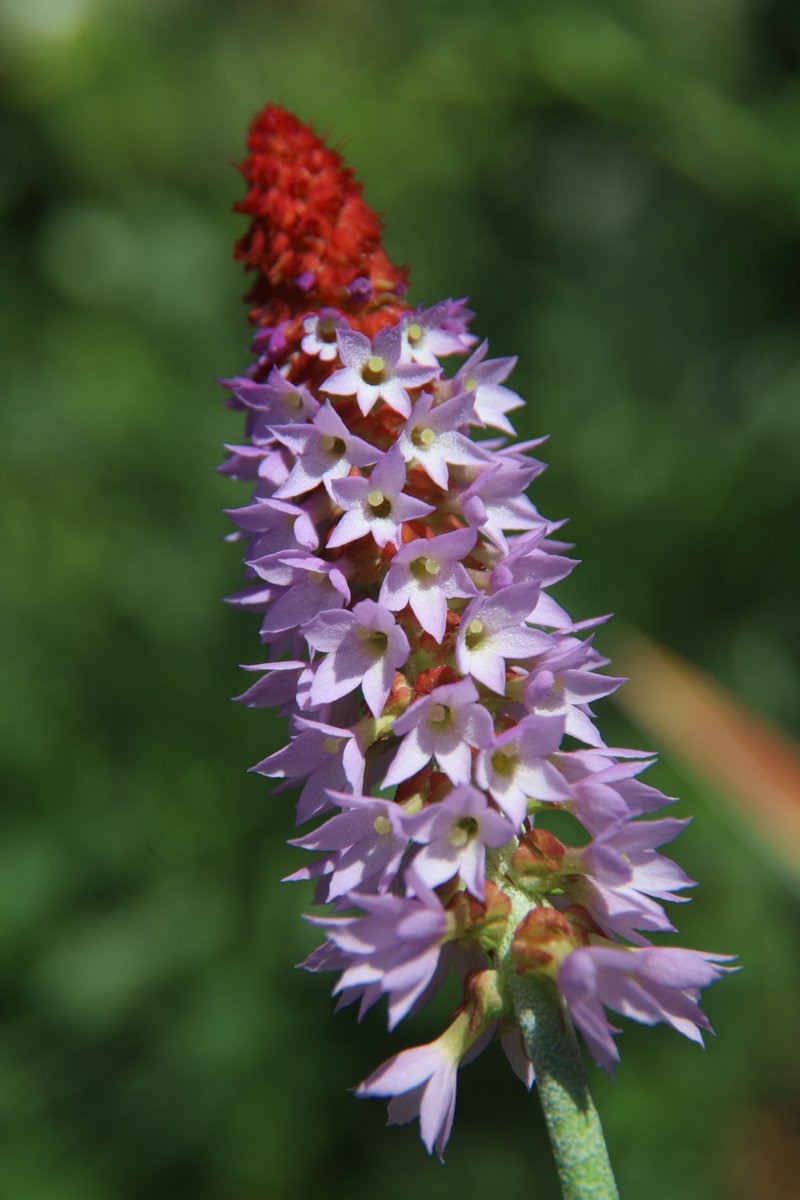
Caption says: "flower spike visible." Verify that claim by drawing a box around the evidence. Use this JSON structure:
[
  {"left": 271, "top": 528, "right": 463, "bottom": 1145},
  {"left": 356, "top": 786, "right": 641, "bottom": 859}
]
[{"left": 221, "top": 104, "right": 734, "bottom": 1179}]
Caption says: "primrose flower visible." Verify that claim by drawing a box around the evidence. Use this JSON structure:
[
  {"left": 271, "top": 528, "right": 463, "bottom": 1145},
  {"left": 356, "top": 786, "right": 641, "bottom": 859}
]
[
  {"left": 558, "top": 945, "right": 735, "bottom": 1076},
  {"left": 383, "top": 678, "right": 494, "bottom": 787},
  {"left": 222, "top": 104, "right": 733, "bottom": 1164},
  {"left": 323, "top": 325, "right": 438, "bottom": 417},
  {"left": 358, "top": 1010, "right": 494, "bottom": 1160},
  {"left": 328, "top": 444, "right": 434, "bottom": 549},
  {"left": 379, "top": 527, "right": 478, "bottom": 642},
  {"left": 305, "top": 599, "right": 410, "bottom": 717}
]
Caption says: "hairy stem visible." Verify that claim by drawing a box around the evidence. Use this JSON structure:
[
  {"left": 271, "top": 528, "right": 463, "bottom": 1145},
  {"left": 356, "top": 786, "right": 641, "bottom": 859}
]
[{"left": 510, "top": 970, "right": 620, "bottom": 1200}]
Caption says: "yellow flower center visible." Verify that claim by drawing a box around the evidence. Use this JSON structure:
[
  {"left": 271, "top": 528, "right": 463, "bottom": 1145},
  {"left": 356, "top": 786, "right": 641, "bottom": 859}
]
[
  {"left": 465, "top": 618, "right": 485, "bottom": 649},
  {"left": 412, "top": 426, "right": 437, "bottom": 448},
  {"left": 320, "top": 434, "right": 346, "bottom": 456},
  {"left": 491, "top": 750, "right": 518, "bottom": 778},
  {"left": 362, "top": 355, "right": 386, "bottom": 384}
]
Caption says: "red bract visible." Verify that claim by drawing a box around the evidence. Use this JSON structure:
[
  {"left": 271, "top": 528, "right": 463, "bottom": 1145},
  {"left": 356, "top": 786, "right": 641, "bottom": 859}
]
[{"left": 234, "top": 104, "right": 409, "bottom": 348}]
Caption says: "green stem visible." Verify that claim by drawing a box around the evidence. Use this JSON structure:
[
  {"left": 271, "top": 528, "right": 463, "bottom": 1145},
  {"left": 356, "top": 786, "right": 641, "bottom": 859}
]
[{"left": 510, "top": 970, "right": 620, "bottom": 1200}]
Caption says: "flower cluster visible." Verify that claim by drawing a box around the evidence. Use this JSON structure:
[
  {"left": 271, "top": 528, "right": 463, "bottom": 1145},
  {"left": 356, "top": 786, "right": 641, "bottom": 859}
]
[{"left": 223, "top": 105, "right": 732, "bottom": 1160}]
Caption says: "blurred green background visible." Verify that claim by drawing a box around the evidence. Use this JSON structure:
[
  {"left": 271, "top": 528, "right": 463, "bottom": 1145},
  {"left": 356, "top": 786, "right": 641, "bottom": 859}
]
[{"left": 2, "top": 0, "right": 799, "bottom": 1196}]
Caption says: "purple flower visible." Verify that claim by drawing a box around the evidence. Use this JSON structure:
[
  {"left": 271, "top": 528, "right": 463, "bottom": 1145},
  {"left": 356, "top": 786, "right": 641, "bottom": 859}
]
[
  {"left": 396, "top": 392, "right": 490, "bottom": 489},
  {"left": 455, "top": 583, "right": 553, "bottom": 694},
  {"left": 451, "top": 340, "right": 525, "bottom": 434},
  {"left": 521, "top": 638, "right": 625, "bottom": 747},
  {"left": 329, "top": 445, "right": 435, "bottom": 550},
  {"left": 309, "top": 882, "right": 454, "bottom": 1028},
  {"left": 230, "top": 367, "right": 320, "bottom": 423},
  {"left": 226, "top": 496, "right": 319, "bottom": 559},
  {"left": 559, "top": 944, "right": 734, "bottom": 1075},
  {"left": 358, "top": 1011, "right": 494, "bottom": 1159},
  {"left": 383, "top": 678, "right": 494, "bottom": 788},
  {"left": 568, "top": 817, "right": 695, "bottom": 944},
  {"left": 272, "top": 401, "right": 380, "bottom": 499},
  {"left": 290, "top": 791, "right": 412, "bottom": 899},
  {"left": 558, "top": 753, "right": 675, "bottom": 836},
  {"left": 322, "top": 325, "right": 439, "bottom": 417},
  {"left": 251, "top": 716, "right": 365, "bottom": 824},
  {"left": 460, "top": 463, "right": 546, "bottom": 552},
  {"left": 305, "top": 599, "right": 410, "bottom": 717},
  {"left": 301, "top": 308, "right": 349, "bottom": 360},
  {"left": 406, "top": 784, "right": 515, "bottom": 898},
  {"left": 234, "top": 659, "right": 307, "bottom": 711},
  {"left": 379, "top": 527, "right": 478, "bottom": 642},
  {"left": 398, "top": 302, "right": 474, "bottom": 366},
  {"left": 251, "top": 551, "right": 350, "bottom": 636},
  {"left": 476, "top": 713, "right": 569, "bottom": 825}
]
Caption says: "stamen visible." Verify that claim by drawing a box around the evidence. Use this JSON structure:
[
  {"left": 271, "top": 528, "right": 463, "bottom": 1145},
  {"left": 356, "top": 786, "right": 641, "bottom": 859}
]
[
  {"left": 407, "top": 323, "right": 423, "bottom": 344},
  {"left": 373, "top": 815, "right": 392, "bottom": 836},
  {"left": 320, "top": 433, "right": 346, "bottom": 456},
  {"left": 412, "top": 426, "right": 437, "bottom": 449},
  {"left": 465, "top": 617, "right": 485, "bottom": 649},
  {"left": 491, "top": 750, "right": 518, "bottom": 777}
]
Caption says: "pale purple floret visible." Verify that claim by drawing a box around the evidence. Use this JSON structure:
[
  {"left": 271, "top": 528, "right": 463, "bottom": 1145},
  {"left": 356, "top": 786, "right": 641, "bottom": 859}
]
[
  {"left": 460, "top": 463, "right": 546, "bottom": 552},
  {"left": 309, "top": 882, "right": 452, "bottom": 1028},
  {"left": 229, "top": 366, "right": 320, "bottom": 423},
  {"left": 436, "top": 296, "right": 477, "bottom": 344},
  {"left": 476, "top": 713, "right": 569, "bottom": 826},
  {"left": 290, "top": 791, "right": 412, "bottom": 899},
  {"left": 558, "top": 753, "right": 675, "bottom": 836},
  {"left": 301, "top": 308, "right": 349, "bottom": 360},
  {"left": 398, "top": 302, "right": 474, "bottom": 366},
  {"left": 329, "top": 444, "right": 434, "bottom": 550},
  {"left": 234, "top": 659, "right": 307, "bottom": 710},
  {"left": 455, "top": 583, "right": 553, "bottom": 695},
  {"left": 383, "top": 678, "right": 494, "bottom": 788},
  {"left": 379, "top": 527, "right": 478, "bottom": 642},
  {"left": 358, "top": 1011, "right": 494, "bottom": 1160},
  {"left": 569, "top": 817, "right": 696, "bottom": 944},
  {"left": 488, "top": 528, "right": 578, "bottom": 595},
  {"left": 522, "top": 638, "right": 625, "bottom": 747},
  {"left": 322, "top": 325, "right": 439, "bottom": 417},
  {"left": 407, "top": 785, "right": 515, "bottom": 899},
  {"left": 451, "top": 340, "right": 525, "bottom": 434},
  {"left": 251, "top": 552, "right": 350, "bottom": 636},
  {"left": 305, "top": 598, "right": 410, "bottom": 717},
  {"left": 271, "top": 401, "right": 380, "bottom": 499},
  {"left": 218, "top": 439, "right": 293, "bottom": 487},
  {"left": 559, "top": 944, "right": 734, "bottom": 1075},
  {"left": 251, "top": 716, "right": 366, "bottom": 824},
  {"left": 226, "top": 496, "right": 319, "bottom": 559},
  {"left": 396, "top": 391, "right": 490, "bottom": 489}
]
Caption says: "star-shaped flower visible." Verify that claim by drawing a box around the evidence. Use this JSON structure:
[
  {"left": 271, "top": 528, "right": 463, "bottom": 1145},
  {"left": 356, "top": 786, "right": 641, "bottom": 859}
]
[
  {"left": 305, "top": 599, "right": 410, "bottom": 717},
  {"left": 379, "top": 527, "right": 478, "bottom": 643},
  {"left": 383, "top": 678, "right": 494, "bottom": 787},
  {"left": 455, "top": 583, "right": 553, "bottom": 694},
  {"left": 475, "top": 713, "right": 569, "bottom": 824},
  {"left": 396, "top": 392, "right": 490, "bottom": 489},
  {"left": 322, "top": 325, "right": 439, "bottom": 417},
  {"left": 301, "top": 308, "right": 349, "bottom": 360},
  {"left": 406, "top": 785, "right": 515, "bottom": 898},
  {"left": 272, "top": 401, "right": 381, "bottom": 499},
  {"left": 329, "top": 445, "right": 434, "bottom": 550}
]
